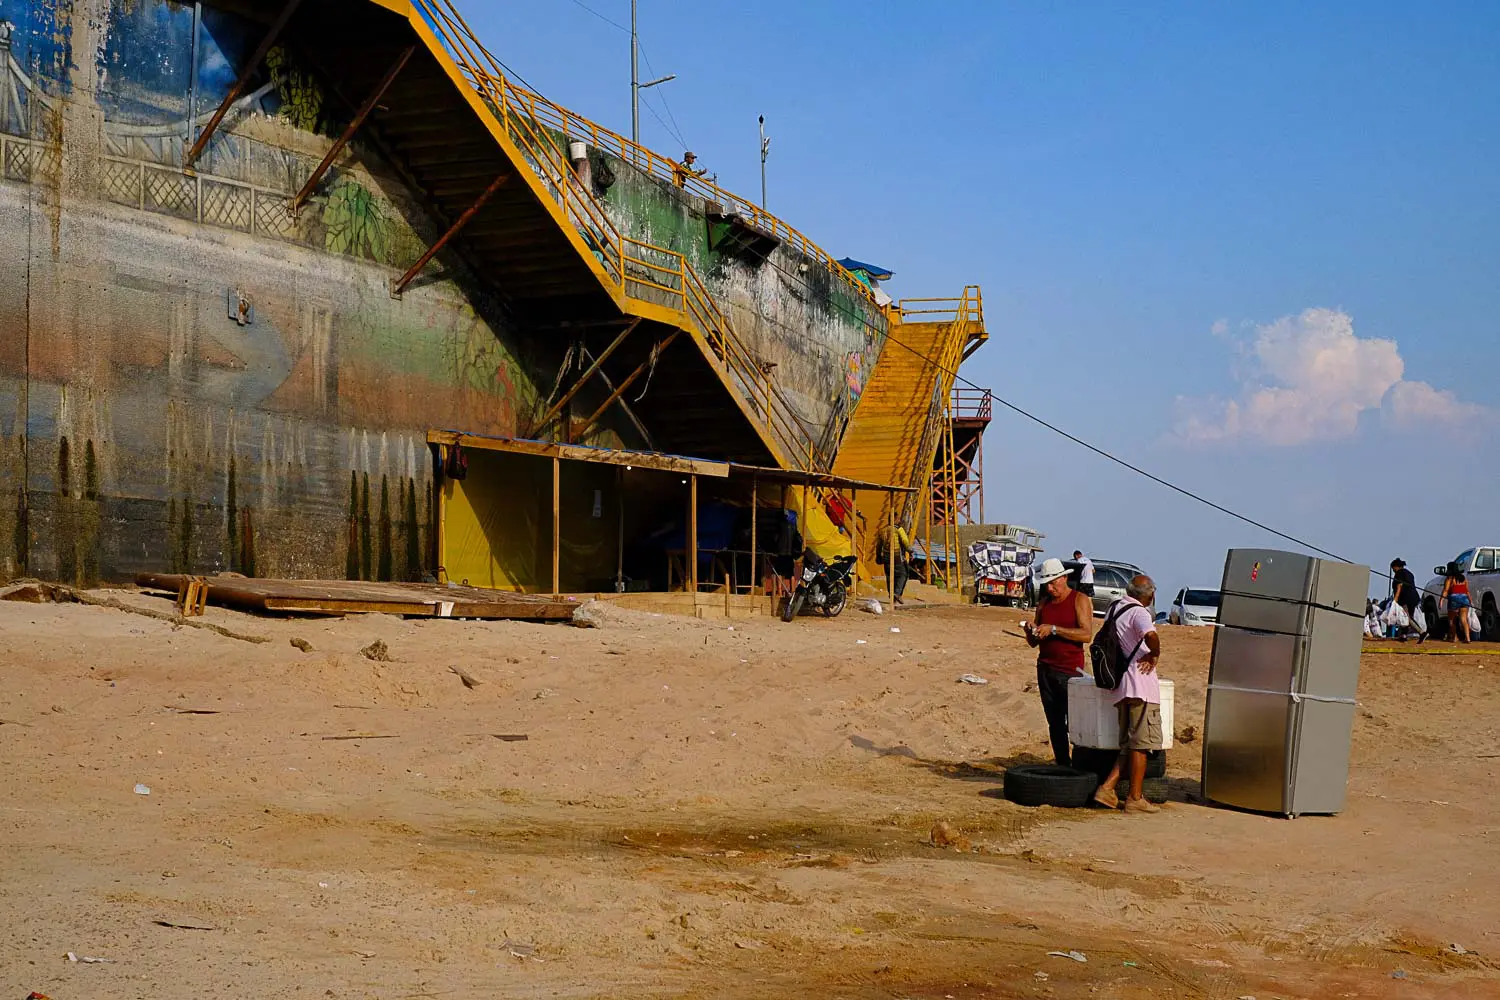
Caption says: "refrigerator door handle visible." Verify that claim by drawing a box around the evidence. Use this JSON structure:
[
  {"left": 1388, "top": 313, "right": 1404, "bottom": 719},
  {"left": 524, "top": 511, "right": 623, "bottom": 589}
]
[{"left": 1206, "top": 682, "right": 1356, "bottom": 705}]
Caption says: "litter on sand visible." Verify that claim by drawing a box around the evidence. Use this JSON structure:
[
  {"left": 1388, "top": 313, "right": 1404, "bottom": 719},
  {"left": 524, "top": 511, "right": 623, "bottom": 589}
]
[
  {"left": 1047, "top": 950, "right": 1088, "bottom": 963},
  {"left": 890, "top": 627, "right": 901, "bottom": 633},
  {"left": 133, "top": 783, "right": 151, "bottom": 795},
  {"left": 1449, "top": 943, "right": 1470, "bottom": 955},
  {"left": 855, "top": 640, "right": 867, "bottom": 645},
  {"left": 152, "top": 919, "right": 216, "bottom": 931},
  {"left": 65, "top": 952, "right": 111, "bottom": 963},
  {"left": 958, "top": 673, "right": 989, "bottom": 685},
  {"left": 860, "top": 599, "right": 884, "bottom": 615}
]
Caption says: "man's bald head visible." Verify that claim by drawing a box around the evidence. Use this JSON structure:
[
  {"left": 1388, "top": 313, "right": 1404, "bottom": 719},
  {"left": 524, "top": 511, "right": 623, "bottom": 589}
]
[{"left": 1127, "top": 575, "right": 1155, "bottom": 603}]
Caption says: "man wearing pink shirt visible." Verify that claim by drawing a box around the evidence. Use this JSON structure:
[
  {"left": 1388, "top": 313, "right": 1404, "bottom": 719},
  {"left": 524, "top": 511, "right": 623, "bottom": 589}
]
[{"left": 1094, "top": 575, "right": 1164, "bottom": 814}]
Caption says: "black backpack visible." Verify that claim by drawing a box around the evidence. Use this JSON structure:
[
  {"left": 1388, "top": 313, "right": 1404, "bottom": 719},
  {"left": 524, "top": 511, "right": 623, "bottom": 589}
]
[{"left": 1090, "top": 601, "right": 1145, "bottom": 690}]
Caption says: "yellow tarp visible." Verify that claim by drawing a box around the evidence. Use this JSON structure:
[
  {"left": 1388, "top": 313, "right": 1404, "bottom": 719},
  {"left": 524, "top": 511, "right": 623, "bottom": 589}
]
[{"left": 787, "top": 485, "right": 853, "bottom": 561}]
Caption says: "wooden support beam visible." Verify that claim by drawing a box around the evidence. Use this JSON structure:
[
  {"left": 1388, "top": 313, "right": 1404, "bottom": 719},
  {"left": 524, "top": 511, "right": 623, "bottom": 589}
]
[
  {"left": 291, "top": 45, "right": 415, "bottom": 213},
  {"left": 435, "top": 450, "right": 448, "bottom": 585},
  {"left": 849, "top": 489, "right": 857, "bottom": 588},
  {"left": 574, "top": 331, "right": 681, "bottom": 439},
  {"left": 534, "top": 319, "right": 641, "bottom": 437},
  {"left": 392, "top": 174, "right": 509, "bottom": 296},
  {"left": 748, "top": 472, "right": 758, "bottom": 601},
  {"left": 689, "top": 475, "right": 699, "bottom": 593},
  {"left": 552, "top": 455, "right": 561, "bottom": 597},
  {"left": 887, "top": 504, "right": 896, "bottom": 604},
  {"left": 184, "top": 0, "right": 304, "bottom": 170}
]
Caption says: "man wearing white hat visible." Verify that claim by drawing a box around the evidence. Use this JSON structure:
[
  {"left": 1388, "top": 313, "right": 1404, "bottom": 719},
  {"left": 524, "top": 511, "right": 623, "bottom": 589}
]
[{"left": 1024, "top": 557, "right": 1095, "bottom": 766}]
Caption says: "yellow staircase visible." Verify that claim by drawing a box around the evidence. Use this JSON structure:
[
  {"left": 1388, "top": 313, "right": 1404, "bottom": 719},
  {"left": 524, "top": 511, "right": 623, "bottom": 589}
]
[
  {"left": 407, "top": 0, "right": 874, "bottom": 471},
  {"left": 833, "top": 289, "right": 986, "bottom": 588}
]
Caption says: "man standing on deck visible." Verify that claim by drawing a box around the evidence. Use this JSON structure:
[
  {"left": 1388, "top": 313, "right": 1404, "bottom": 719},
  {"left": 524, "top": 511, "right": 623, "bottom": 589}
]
[
  {"left": 1074, "top": 550, "right": 1096, "bottom": 598},
  {"left": 1095, "top": 575, "right": 1164, "bottom": 814}
]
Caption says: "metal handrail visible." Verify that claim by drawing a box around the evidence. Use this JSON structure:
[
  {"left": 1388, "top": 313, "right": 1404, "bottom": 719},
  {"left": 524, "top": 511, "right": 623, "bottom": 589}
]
[
  {"left": 413, "top": 0, "right": 831, "bottom": 472},
  {"left": 413, "top": 3, "right": 874, "bottom": 307},
  {"left": 951, "top": 387, "right": 993, "bottom": 421}
]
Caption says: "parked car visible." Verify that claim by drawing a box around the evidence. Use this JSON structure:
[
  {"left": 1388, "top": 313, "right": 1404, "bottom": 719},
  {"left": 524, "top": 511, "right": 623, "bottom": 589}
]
[
  {"left": 1420, "top": 547, "right": 1500, "bottom": 641},
  {"left": 1064, "top": 559, "right": 1145, "bottom": 617},
  {"left": 1169, "top": 588, "right": 1221, "bottom": 626}
]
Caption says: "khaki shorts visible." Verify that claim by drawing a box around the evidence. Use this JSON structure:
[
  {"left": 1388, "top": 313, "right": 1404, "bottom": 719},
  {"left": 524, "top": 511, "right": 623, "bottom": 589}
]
[{"left": 1117, "top": 698, "right": 1164, "bottom": 751}]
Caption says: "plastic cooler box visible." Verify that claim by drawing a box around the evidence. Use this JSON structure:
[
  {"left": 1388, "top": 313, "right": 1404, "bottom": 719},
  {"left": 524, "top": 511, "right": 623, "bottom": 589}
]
[{"left": 1067, "top": 677, "right": 1175, "bottom": 750}]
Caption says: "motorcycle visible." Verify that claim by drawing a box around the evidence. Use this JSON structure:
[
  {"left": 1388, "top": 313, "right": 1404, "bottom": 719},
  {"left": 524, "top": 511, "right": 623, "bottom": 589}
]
[{"left": 782, "top": 550, "right": 858, "bottom": 622}]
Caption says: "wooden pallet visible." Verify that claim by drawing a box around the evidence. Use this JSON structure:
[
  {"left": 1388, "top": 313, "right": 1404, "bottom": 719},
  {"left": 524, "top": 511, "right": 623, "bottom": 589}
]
[{"left": 135, "top": 574, "right": 577, "bottom": 620}]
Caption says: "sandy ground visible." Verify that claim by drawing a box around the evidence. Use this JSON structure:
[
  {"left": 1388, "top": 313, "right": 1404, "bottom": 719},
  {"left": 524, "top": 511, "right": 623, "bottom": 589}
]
[{"left": 2, "top": 592, "right": 1498, "bottom": 999}]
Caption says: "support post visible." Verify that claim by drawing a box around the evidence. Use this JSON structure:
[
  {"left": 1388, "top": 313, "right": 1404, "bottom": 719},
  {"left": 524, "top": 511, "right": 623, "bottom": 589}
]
[
  {"left": 849, "top": 489, "right": 858, "bottom": 588},
  {"left": 887, "top": 504, "right": 895, "bottom": 604},
  {"left": 923, "top": 493, "right": 932, "bottom": 585},
  {"left": 291, "top": 45, "right": 414, "bottom": 213},
  {"left": 748, "top": 472, "right": 758, "bottom": 603},
  {"left": 184, "top": 0, "right": 304, "bottom": 170},
  {"left": 688, "top": 475, "right": 698, "bottom": 593},
  {"left": 533, "top": 319, "right": 641, "bottom": 435},
  {"left": 435, "top": 449, "right": 447, "bottom": 585},
  {"left": 392, "top": 174, "right": 509, "bottom": 296},
  {"left": 616, "top": 466, "right": 625, "bottom": 593},
  {"left": 575, "top": 331, "right": 680, "bottom": 438},
  {"left": 551, "top": 455, "right": 561, "bottom": 597}
]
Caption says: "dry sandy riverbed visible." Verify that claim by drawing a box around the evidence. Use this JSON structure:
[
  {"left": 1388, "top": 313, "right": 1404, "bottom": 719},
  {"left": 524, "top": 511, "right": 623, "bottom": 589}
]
[{"left": 2, "top": 593, "right": 1498, "bottom": 999}]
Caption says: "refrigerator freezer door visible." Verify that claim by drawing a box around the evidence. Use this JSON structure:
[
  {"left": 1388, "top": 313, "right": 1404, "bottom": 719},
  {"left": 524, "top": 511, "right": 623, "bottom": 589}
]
[
  {"left": 1287, "top": 698, "right": 1357, "bottom": 815},
  {"left": 1201, "top": 687, "right": 1293, "bottom": 814},
  {"left": 1310, "top": 559, "right": 1370, "bottom": 618},
  {"left": 1218, "top": 549, "right": 1317, "bottom": 635}
]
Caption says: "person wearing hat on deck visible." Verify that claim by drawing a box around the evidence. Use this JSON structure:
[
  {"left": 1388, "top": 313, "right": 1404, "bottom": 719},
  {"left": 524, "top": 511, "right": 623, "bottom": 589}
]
[
  {"left": 673, "top": 151, "right": 706, "bottom": 187},
  {"left": 1024, "top": 557, "right": 1095, "bottom": 767}
]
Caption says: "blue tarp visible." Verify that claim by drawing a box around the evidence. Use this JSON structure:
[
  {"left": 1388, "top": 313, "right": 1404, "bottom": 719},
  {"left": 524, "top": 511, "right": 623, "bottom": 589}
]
[{"left": 836, "top": 258, "right": 894, "bottom": 281}]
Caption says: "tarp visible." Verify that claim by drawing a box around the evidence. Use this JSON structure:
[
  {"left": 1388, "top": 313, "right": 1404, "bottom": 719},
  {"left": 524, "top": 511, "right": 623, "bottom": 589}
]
[
  {"left": 788, "top": 486, "right": 853, "bottom": 561},
  {"left": 836, "top": 257, "right": 894, "bottom": 281}
]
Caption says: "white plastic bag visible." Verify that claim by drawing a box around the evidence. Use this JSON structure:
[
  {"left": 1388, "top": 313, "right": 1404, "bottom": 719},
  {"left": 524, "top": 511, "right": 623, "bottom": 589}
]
[
  {"left": 1410, "top": 606, "right": 1427, "bottom": 634},
  {"left": 1468, "top": 607, "right": 1482, "bottom": 636},
  {"left": 1382, "top": 603, "right": 1409, "bottom": 629}
]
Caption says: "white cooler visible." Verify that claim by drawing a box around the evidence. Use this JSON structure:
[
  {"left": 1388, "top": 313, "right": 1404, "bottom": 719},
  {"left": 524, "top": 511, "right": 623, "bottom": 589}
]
[{"left": 1067, "top": 676, "right": 1175, "bottom": 750}]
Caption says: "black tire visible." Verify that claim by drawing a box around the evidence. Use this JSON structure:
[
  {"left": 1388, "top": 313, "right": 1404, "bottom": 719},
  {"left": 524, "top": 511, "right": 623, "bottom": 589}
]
[
  {"left": 1482, "top": 601, "right": 1499, "bottom": 643},
  {"left": 1070, "top": 747, "right": 1166, "bottom": 780},
  {"left": 781, "top": 591, "right": 804, "bottom": 623},
  {"left": 1116, "top": 776, "right": 1170, "bottom": 804},
  {"left": 823, "top": 582, "right": 847, "bottom": 618},
  {"left": 1002, "top": 764, "right": 1098, "bottom": 808}
]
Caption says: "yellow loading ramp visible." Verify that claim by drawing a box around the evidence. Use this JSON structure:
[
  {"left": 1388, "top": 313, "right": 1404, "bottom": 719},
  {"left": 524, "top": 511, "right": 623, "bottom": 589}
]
[{"left": 428, "top": 430, "right": 913, "bottom": 616}]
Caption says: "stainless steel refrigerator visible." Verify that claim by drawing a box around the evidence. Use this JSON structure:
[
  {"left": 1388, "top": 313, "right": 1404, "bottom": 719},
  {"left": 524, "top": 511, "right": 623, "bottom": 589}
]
[{"left": 1201, "top": 549, "right": 1368, "bottom": 816}]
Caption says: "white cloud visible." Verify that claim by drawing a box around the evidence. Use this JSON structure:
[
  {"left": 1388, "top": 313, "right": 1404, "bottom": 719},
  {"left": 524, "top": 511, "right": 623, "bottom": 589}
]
[
  {"left": 1385, "top": 380, "right": 1489, "bottom": 429},
  {"left": 1175, "top": 308, "right": 1489, "bottom": 447}
]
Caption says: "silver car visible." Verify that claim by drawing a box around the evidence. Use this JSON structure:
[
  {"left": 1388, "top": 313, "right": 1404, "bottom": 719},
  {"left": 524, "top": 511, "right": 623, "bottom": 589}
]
[{"left": 1065, "top": 559, "right": 1145, "bottom": 617}]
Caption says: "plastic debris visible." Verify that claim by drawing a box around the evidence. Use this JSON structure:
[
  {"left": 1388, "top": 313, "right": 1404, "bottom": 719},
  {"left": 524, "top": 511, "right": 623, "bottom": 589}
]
[
  {"left": 1449, "top": 943, "right": 1470, "bottom": 955},
  {"left": 958, "top": 673, "right": 990, "bottom": 685},
  {"left": 503, "top": 939, "right": 537, "bottom": 960},
  {"left": 65, "top": 952, "right": 111, "bottom": 964},
  {"left": 855, "top": 639, "right": 867, "bottom": 645},
  {"left": 1390, "top": 970, "right": 1408, "bottom": 980},
  {"left": 860, "top": 599, "right": 884, "bottom": 615},
  {"left": 1033, "top": 971, "right": 1049, "bottom": 981},
  {"left": 890, "top": 627, "right": 901, "bottom": 633},
  {"left": 133, "top": 783, "right": 151, "bottom": 796},
  {"left": 1123, "top": 961, "right": 1138, "bottom": 968},
  {"left": 1047, "top": 950, "right": 1088, "bottom": 963}
]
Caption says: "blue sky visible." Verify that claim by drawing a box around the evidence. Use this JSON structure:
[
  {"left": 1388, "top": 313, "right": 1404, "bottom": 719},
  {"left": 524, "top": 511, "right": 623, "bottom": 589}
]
[{"left": 463, "top": 0, "right": 1499, "bottom": 601}]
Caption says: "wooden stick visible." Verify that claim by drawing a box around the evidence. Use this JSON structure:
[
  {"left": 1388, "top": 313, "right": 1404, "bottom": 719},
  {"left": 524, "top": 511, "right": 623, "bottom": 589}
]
[
  {"left": 688, "top": 474, "right": 699, "bottom": 592},
  {"left": 552, "top": 456, "right": 561, "bottom": 596}
]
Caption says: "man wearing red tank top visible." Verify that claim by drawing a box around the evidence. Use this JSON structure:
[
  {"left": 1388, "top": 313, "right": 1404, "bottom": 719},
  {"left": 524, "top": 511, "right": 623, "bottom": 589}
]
[{"left": 1024, "top": 558, "right": 1096, "bottom": 766}]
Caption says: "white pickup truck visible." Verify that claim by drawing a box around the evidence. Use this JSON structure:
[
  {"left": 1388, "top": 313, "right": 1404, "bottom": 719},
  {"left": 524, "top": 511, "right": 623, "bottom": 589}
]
[{"left": 1420, "top": 547, "right": 1500, "bottom": 641}]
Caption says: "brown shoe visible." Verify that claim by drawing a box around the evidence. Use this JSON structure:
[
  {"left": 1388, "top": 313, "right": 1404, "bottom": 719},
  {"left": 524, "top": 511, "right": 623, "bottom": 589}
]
[
  {"left": 1093, "top": 785, "right": 1120, "bottom": 810},
  {"left": 1123, "top": 797, "right": 1161, "bottom": 815}
]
